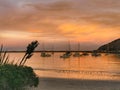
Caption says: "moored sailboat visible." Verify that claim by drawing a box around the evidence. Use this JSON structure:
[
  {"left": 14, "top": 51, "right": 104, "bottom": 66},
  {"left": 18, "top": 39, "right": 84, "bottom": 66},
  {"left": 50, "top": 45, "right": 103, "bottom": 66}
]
[
  {"left": 73, "top": 42, "right": 82, "bottom": 57},
  {"left": 60, "top": 41, "right": 72, "bottom": 58},
  {"left": 40, "top": 42, "right": 51, "bottom": 57}
]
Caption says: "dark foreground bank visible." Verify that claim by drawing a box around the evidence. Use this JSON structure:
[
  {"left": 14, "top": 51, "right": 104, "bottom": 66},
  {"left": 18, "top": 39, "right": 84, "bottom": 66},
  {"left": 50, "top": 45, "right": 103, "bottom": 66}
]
[{"left": 30, "top": 77, "right": 120, "bottom": 90}]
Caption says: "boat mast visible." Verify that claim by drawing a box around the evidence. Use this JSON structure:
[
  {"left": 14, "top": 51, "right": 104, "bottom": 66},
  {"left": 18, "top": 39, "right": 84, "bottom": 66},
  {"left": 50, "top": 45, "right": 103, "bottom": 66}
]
[
  {"left": 68, "top": 40, "right": 71, "bottom": 52},
  {"left": 42, "top": 42, "right": 45, "bottom": 52},
  {"left": 78, "top": 42, "right": 80, "bottom": 52}
]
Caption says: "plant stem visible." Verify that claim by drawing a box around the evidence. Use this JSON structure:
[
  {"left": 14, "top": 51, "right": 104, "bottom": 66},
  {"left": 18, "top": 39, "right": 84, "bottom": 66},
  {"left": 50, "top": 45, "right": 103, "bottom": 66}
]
[
  {"left": 19, "top": 53, "right": 27, "bottom": 66},
  {"left": 22, "top": 58, "right": 27, "bottom": 66}
]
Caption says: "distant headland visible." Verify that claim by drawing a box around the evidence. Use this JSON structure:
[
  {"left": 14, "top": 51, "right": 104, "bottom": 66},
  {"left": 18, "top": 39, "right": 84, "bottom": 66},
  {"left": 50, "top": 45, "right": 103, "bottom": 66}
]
[{"left": 98, "top": 38, "right": 120, "bottom": 53}]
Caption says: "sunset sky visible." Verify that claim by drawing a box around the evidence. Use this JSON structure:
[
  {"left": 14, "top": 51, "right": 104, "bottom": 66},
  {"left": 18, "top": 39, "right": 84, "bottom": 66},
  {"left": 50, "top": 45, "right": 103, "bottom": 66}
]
[{"left": 0, "top": 0, "right": 120, "bottom": 51}]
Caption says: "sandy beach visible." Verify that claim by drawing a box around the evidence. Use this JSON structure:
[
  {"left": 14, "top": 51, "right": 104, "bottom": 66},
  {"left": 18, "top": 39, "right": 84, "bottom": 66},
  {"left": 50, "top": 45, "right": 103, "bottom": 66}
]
[{"left": 30, "top": 77, "right": 120, "bottom": 90}]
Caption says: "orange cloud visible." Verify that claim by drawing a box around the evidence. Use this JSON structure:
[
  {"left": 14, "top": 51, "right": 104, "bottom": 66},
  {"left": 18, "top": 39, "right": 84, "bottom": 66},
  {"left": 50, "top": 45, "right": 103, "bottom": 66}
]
[
  {"left": 0, "top": 0, "right": 119, "bottom": 50},
  {"left": 57, "top": 22, "right": 119, "bottom": 43}
]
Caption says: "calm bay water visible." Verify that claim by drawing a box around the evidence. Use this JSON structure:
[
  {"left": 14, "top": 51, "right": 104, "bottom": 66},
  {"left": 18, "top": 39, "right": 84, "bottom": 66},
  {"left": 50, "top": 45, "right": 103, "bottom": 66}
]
[{"left": 8, "top": 52, "right": 120, "bottom": 80}]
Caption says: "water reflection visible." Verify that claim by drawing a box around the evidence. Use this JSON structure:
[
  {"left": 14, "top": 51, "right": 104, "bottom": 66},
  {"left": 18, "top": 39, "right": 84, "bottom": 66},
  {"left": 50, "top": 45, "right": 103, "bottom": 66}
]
[{"left": 8, "top": 52, "right": 120, "bottom": 80}]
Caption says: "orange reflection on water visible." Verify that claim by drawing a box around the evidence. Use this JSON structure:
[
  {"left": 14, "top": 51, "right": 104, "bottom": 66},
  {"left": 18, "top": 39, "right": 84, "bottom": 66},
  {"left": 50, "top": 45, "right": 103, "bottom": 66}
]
[{"left": 8, "top": 52, "right": 120, "bottom": 80}]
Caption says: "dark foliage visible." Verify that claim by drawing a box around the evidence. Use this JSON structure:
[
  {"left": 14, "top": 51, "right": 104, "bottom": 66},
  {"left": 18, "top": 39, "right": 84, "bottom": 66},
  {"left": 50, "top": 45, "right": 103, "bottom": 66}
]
[
  {"left": 0, "top": 64, "right": 39, "bottom": 90},
  {"left": 0, "top": 41, "right": 39, "bottom": 89},
  {"left": 19, "top": 40, "right": 39, "bottom": 66}
]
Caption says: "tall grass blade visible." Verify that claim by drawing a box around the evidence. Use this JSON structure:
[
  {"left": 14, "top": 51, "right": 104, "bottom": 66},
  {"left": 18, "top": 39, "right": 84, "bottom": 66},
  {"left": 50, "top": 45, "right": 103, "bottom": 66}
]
[
  {"left": 1, "top": 51, "right": 7, "bottom": 64},
  {"left": 0, "top": 44, "right": 3, "bottom": 64},
  {"left": 0, "top": 45, "right": 10, "bottom": 65},
  {"left": 3, "top": 55, "right": 9, "bottom": 65}
]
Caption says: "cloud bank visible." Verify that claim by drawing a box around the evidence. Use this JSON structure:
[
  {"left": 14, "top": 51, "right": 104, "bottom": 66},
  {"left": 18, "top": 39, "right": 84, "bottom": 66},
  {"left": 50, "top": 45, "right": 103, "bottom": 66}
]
[{"left": 0, "top": 0, "right": 119, "bottom": 50}]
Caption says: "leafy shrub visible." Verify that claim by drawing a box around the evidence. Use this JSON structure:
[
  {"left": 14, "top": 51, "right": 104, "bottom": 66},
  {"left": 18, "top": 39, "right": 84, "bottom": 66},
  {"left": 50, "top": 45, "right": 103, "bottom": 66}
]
[
  {"left": 0, "top": 64, "right": 39, "bottom": 90},
  {"left": 0, "top": 41, "right": 39, "bottom": 90}
]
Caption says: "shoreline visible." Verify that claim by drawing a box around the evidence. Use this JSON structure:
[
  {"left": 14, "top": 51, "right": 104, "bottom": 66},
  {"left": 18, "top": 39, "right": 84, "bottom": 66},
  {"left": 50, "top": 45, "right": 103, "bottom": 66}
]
[{"left": 30, "top": 77, "right": 120, "bottom": 90}]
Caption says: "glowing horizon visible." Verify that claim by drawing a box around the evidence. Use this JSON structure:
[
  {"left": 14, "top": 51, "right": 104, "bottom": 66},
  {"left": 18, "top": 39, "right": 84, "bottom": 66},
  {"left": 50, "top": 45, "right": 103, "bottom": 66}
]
[{"left": 0, "top": 0, "right": 119, "bottom": 51}]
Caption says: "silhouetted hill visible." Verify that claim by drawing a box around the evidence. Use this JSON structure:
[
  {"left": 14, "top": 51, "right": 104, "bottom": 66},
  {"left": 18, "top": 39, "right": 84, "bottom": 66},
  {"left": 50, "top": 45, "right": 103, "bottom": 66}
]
[{"left": 98, "top": 38, "right": 120, "bottom": 52}]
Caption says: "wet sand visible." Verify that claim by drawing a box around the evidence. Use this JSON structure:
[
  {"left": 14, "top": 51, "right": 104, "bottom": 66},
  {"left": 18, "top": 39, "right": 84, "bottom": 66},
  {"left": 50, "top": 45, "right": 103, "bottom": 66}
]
[{"left": 30, "top": 77, "right": 120, "bottom": 90}]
